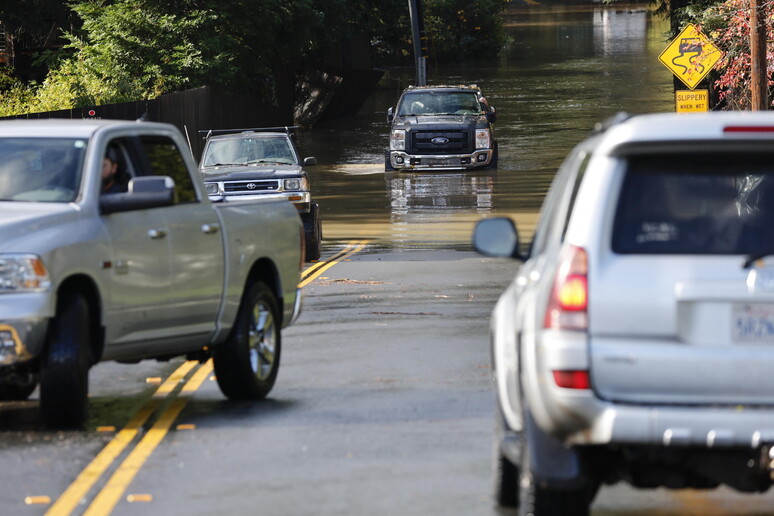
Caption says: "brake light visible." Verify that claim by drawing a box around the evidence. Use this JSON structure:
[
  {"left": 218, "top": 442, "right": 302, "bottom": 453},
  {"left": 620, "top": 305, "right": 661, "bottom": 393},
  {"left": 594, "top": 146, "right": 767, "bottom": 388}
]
[
  {"left": 552, "top": 370, "right": 590, "bottom": 389},
  {"left": 544, "top": 246, "right": 588, "bottom": 330},
  {"left": 723, "top": 126, "right": 774, "bottom": 133}
]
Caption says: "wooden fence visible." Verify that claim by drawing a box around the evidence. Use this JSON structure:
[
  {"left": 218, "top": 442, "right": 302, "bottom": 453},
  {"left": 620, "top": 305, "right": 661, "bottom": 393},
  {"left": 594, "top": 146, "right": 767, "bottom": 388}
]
[{"left": 4, "top": 84, "right": 294, "bottom": 159}]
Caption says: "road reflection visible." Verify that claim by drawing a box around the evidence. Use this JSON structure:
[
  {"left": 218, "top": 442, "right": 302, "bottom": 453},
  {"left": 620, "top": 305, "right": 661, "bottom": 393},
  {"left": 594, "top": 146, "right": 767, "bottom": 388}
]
[{"left": 386, "top": 171, "right": 495, "bottom": 220}]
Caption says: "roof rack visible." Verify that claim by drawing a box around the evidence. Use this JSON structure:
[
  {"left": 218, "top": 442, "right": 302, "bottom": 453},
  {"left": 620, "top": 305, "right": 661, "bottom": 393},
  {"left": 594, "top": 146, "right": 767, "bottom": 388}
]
[{"left": 198, "top": 126, "right": 299, "bottom": 139}]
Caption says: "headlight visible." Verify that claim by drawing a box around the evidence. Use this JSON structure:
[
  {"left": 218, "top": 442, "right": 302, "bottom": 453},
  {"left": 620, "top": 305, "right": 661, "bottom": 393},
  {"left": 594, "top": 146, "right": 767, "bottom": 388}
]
[
  {"left": 0, "top": 255, "right": 50, "bottom": 293},
  {"left": 284, "top": 177, "right": 309, "bottom": 191},
  {"left": 205, "top": 182, "right": 220, "bottom": 195},
  {"left": 475, "top": 129, "right": 491, "bottom": 149},
  {"left": 390, "top": 130, "right": 406, "bottom": 150}
]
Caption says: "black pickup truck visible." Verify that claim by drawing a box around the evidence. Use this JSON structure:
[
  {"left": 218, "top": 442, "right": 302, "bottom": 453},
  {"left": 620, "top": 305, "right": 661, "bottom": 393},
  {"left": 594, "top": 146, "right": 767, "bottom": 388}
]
[{"left": 385, "top": 85, "right": 497, "bottom": 172}]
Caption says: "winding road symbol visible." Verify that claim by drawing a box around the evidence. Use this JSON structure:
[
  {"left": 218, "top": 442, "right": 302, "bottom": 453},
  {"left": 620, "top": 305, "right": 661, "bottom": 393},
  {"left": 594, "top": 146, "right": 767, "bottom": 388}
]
[
  {"left": 672, "top": 38, "right": 705, "bottom": 76},
  {"left": 659, "top": 24, "right": 722, "bottom": 89}
]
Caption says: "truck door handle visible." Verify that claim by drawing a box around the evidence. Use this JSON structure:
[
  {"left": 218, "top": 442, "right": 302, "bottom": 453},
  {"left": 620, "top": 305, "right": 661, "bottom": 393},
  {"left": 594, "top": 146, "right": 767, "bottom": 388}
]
[
  {"left": 201, "top": 224, "right": 220, "bottom": 234},
  {"left": 148, "top": 229, "right": 167, "bottom": 239}
]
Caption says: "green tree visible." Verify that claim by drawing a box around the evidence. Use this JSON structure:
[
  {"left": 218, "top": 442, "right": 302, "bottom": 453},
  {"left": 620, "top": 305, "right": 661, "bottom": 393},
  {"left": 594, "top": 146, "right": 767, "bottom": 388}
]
[
  {"left": 0, "top": 0, "right": 509, "bottom": 115},
  {"left": 425, "top": 0, "right": 507, "bottom": 62}
]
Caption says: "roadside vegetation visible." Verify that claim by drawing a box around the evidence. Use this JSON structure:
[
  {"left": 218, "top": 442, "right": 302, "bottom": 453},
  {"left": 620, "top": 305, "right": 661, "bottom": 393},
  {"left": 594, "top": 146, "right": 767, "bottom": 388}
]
[
  {"left": 655, "top": 0, "right": 773, "bottom": 109},
  {"left": 0, "top": 0, "right": 507, "bottom": 116}
]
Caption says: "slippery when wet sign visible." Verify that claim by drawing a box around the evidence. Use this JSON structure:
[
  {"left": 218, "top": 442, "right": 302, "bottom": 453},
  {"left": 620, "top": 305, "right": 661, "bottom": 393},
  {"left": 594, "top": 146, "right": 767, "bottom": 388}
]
[
  {"left": 659, "top": 24, "right": 722, "bottom": 90},
  {"left": 675, "top": 90, "right": 709, "bottom": 112}
]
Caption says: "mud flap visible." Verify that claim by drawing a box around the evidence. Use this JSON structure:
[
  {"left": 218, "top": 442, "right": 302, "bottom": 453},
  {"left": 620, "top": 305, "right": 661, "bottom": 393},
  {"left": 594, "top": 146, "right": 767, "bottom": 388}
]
[{"left": 524, "top": 409, "right": 586, "bottom": 489}]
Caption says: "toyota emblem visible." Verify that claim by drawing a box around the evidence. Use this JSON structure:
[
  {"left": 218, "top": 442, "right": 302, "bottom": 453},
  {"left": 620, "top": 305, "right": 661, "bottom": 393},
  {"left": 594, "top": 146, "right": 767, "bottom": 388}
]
[
  {"left": 431, "top": 137, "right": 450, "bottom": 145},
  {"left": 246, "top": 183, "right": 257, "bottom": 190}
]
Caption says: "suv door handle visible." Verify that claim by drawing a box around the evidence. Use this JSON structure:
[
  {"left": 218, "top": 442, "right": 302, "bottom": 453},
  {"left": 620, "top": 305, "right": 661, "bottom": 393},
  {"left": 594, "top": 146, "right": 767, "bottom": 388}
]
[
  {"left": 148, "top": 229, "right": 167, "bottom": 239},
  {"left": 201, "top": 224, "right": 220, "bottom": 234}
]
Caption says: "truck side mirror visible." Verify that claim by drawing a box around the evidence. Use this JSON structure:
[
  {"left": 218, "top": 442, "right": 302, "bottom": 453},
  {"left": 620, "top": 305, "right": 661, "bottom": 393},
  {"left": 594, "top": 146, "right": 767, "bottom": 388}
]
[
  {"left": 100, "top": 176, "right": 177, "bottom": 214},
  {"left": 387, "top": 107, "right": 394, "bottom": 124},
  {"left": 303, "top": 157, "right": 318, "bottom": 166},
  {"left": 486, "top": 106, "right": 497, "bottom": 124}
]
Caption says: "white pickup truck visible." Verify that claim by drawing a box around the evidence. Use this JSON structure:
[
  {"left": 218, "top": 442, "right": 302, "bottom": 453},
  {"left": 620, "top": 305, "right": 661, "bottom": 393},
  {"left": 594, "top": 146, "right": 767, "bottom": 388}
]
[{"left": 0, "top": 119, "right": 304, "bottom": 427}]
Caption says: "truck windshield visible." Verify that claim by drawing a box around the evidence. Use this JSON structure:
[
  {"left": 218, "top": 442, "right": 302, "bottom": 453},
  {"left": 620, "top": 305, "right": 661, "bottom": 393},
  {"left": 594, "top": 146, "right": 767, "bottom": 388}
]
[
  {"left": 612, "top": 153, "right": 774, "bottom": 255},
  {"left": 202, "top": 136, "right": 297, "bottom": 167},
  {"left": 397, "top": 91, "right": 482, "bottom": 116},
  {"left": 0, "top": 138, "right": 86, "bottom": 202}
]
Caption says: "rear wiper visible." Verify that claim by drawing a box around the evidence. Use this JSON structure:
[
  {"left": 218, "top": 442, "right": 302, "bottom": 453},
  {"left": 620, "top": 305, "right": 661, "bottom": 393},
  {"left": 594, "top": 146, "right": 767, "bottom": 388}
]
[{"left": 743, "top": 252, "right": 774, "bottom": 269}]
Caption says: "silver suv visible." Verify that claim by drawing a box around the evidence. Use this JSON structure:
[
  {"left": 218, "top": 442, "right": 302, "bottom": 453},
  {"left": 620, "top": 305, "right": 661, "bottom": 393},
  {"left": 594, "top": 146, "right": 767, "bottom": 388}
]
[{"left": 474, "top": 112, "right": 774, "bottom": 515}]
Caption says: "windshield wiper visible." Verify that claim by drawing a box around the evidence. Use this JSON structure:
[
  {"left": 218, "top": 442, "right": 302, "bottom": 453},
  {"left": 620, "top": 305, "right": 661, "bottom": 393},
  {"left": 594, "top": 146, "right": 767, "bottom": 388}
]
[{"left": 246, "top": 159, "right": 288, "bottom": 165}]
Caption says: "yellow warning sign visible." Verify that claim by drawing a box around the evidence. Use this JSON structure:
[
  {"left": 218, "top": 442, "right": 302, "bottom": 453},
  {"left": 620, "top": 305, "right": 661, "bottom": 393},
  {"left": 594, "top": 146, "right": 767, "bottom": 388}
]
[
  {"left": 675, "top": 89, "right": 709, "bottom": 112},
  {"left": 659, "top": 24, "right": 722, "bottom": 89}
]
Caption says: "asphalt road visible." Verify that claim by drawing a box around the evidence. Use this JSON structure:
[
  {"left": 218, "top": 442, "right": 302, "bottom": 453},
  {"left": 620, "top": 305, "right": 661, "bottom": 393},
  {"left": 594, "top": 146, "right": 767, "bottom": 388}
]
[
  {"left": 4, "top": 241, "right": 774, "bottom": 515},
  {"left": 0, "top": 243, "right": 518, "bottom": 516}
]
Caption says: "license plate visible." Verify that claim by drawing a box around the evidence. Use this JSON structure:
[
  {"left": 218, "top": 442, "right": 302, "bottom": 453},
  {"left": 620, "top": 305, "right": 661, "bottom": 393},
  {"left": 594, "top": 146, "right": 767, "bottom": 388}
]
[{"left": 732, "top": 303, "right": 774, "bottom": 342}]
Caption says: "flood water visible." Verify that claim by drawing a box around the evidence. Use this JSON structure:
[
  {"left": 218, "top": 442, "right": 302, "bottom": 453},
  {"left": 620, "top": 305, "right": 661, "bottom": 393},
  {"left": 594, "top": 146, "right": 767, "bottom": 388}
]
[{"left": 296, "top": 3, "right": 674, "bottom": 251}]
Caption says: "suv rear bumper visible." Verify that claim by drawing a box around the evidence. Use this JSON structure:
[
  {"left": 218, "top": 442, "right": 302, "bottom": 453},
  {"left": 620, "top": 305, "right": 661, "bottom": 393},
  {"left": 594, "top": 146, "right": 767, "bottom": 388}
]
[
  {"left": 389, "top": 150, "right": 493, "bottom": 171},
  {"left": 509, "top": 329, "right": 774, "bottom": 450},
  {"left": 565, "top": 401, "right": 774, "bottom": 449},
  {"left": 528, "top": 367, "right": 774, "bottom": 449}
]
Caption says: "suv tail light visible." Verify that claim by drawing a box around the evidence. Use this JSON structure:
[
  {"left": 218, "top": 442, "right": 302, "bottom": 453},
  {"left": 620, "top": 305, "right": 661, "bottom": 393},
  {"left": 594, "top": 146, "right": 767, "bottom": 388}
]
[
  {"left": 552, "top": 370, "right": 590, "bottom": 389},
  {"left": 544, "top": 245, "right": 588, "bottom": 330}
]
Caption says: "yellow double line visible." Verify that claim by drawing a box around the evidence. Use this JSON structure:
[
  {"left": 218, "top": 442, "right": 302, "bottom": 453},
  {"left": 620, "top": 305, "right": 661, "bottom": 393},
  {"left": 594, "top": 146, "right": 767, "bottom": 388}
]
[
  {"left": 46, "top": 240, "right": 366, "bottom": 515},
  {"left": 299, "top": 240, "right": 367, "bottom": 288},
  {"left": 46, "top": 360, "right": 212, "bottom": 516}
]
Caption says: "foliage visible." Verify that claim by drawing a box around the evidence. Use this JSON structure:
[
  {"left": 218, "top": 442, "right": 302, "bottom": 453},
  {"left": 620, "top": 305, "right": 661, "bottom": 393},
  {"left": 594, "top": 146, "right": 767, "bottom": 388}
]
[
  {"left": 0, "top": 0, "right": 76, "bottom": 47},
  {"left": 699, "top": 0, "right": 774, "bottom": 109},
  {"left": 0, "top": 0, "right": 508, "bottom": 115},
  {"left": 425, "top": 0, "right": 507, "bottom": 62},
  {"left": 651, "top": 0, "right": 774, "bottom": 110}
]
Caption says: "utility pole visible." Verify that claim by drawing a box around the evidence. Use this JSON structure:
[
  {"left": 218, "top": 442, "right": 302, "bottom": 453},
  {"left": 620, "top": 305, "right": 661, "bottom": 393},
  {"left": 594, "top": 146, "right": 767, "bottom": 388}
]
[
  {"left": 750, "top": 0, "right": 768, "bottom": 110},
  {"left": 408, "top": 0, "right": 428, "bottom": 86}
]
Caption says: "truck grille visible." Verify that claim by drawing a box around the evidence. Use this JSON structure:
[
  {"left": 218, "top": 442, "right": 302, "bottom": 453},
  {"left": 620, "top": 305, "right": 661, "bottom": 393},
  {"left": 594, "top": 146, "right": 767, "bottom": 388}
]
[
  {"left": 410, "top": 130, "right": 471, "bottom": 155},
  {"left": 223, "top": 180, "right": 279, "bottom": 193}
]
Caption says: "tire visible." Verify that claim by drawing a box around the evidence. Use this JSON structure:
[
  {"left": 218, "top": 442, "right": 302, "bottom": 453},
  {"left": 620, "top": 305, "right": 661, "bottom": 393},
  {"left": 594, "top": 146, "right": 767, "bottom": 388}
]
[
  {"left": 385, "top": 150, "right": 395, "bottom": 172},
  {"left": 213, "top": 281, "right": 281, "bottom": 400},
  {"left": 39, "top": 291, "right": 91, "bottom": 428},
  {"left": 303, "top": 203, "right": 322, "bottom": 262},
  {"left": 488, "top": 143, "right": 499, "bottom": 169},
  {"left": 0, "top": 380, "right": 37, "bottom": 401},
  {"left": 494, "top": 446, "right": 520, "bottom": 507}
]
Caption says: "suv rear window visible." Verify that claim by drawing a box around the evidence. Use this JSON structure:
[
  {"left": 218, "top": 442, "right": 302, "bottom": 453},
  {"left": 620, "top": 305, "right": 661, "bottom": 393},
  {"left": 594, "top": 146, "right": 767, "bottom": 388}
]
[{"left": 612, "top": 153, "right": 774, "bottom": 254}]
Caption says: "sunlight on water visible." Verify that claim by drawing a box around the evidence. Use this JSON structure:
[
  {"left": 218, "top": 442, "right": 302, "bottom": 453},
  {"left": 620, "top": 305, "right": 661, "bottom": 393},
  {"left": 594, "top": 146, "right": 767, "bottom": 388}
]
[{"left": 303, "top": 4, "right": 673, "bottom": 252}]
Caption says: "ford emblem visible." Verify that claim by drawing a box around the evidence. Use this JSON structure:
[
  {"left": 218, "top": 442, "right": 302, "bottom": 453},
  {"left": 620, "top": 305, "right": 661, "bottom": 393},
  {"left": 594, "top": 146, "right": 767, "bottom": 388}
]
[
  {"left": 246, "top": 183, "right": 257, "bottom": 190},
  {"left": 431, "top": 137, "right": 450, "bottom": 145}
]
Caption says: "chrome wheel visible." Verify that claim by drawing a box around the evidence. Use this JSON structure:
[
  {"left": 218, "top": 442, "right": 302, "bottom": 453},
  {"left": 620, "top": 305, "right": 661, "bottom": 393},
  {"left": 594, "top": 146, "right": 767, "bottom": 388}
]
[
  {"left": 248, "top": 300, "right": 277, "bottom": 380},
  {"left": 213, "top": 280, "right": 281, "bottom": 400}
]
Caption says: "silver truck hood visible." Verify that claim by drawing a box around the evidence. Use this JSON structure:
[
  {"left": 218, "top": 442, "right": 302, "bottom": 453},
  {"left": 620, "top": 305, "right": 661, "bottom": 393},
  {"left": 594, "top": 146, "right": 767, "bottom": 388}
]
[
  {"left": 0, "top": 202, "right": 78, "bottom": 246},
  {"left": 200, "top": 165, "right": 304, "bottom": 180}
]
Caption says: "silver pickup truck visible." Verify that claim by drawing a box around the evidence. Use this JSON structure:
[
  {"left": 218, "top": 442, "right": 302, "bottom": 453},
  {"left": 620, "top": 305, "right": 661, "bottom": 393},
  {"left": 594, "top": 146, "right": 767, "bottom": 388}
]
[{"left": 0, "top": 119, "right": 303, "bottom": 427}]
